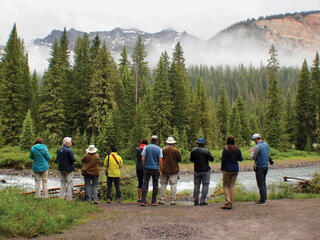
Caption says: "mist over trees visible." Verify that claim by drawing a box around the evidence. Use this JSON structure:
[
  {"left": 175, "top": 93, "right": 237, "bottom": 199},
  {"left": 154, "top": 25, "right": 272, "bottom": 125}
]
[{"left": 0, "top": 24, "right": 319, "bottom": 160}]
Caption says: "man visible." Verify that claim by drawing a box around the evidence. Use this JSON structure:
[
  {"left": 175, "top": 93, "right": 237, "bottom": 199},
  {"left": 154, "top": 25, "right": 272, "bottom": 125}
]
[
  {"left": 190, "top": 138, "right": 214, "bottom": 206},
  {"left": 250, "top": 133, "right": 270, "bottom": 205},
  {"left": 57, "top": 137, "right": 76, "bottom": 200},
  {"left": 141, "top": 135, "right": 163, "bottom": 206},
  {"left": 104, "top": 146, "right": 123, "bottom": 204},
  {"left": 136, "top": 139, "right": 148, "bottom": 203},
  {"left": 159, "top": 136, "right": 181, "bottom": 205}
]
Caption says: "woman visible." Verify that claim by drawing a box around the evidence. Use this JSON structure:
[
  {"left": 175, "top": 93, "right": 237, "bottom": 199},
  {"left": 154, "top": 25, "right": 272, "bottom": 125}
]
[
  {"left": 221, "top": 136, "right": 243, "bottom": 209},
  {"left": 81, "top": 145, "right": 100, "bottom": 204},
  {"left": 135, "top": 139, "right": 148, "bottom": 203},
  {"left": 30, "top": 138, "right": 51, "bottom": 198}
]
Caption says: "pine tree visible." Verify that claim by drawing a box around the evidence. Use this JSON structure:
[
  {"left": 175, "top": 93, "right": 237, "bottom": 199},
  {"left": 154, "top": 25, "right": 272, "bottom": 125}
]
[
  {"left": 30, "top": 71, "right": 40, "bottom": 134},
  {"left": 264, "top": 45, "right": 282, "bottom": 148},
  {"left": 39, "top": 39, "right": 65, "bottom": 145},
  {"left": 70, "top": 34, "right": 91, "bottom": 133},
  {"left": 117, "top": 47, "right": 135, "bottom": 147},
  {"left": 0, "top": 24, "right": 30, "bottom": 144},
  {"left": 88, "top": 42, "right": 117, "bottom": 136},
  {"left": 170, "top": 43, "right": 188, "bottom": 132},
  {"left": 132, "top": 36, "right": 149, "bottom": 107},
  {"left": 90, "top": 34, "right": 101, "bottom": 66},
  {"left": 295, "top": 60, "right": 312, "bottom": 150},
  {"left": 284, "top": 93, "right": 295, "bottom": 145},
  {"left": 19, "top": 110, "right": 35, "bottom": 150},
  {"left": 151, "top": 53, "right": 172, "bottom": 144},
  {"left": 216, "top": 84, "right": 229, "bottom": 146},
  {"left": 311, "top": 52, "right": 320, "bottom": 149},
  {"left": 234, "top": 96, "right": 250, "bottom": 145},
  {"left": 195, "top": 74, "right": 210, "bottom": 142}
]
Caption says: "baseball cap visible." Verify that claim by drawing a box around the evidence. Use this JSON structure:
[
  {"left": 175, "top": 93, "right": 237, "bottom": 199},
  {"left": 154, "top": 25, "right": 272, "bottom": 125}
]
[
  {"left": 197, "top": 137, "right": 206, "bottom": 144},
  {"left": 252, "top": 133, "right": 261, "bottom": 140}
]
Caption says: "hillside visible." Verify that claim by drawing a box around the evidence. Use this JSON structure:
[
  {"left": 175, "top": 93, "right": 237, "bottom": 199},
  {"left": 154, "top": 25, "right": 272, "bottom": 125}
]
[{"left": 209, "top": 11, "right": 320, "bottom": 54}]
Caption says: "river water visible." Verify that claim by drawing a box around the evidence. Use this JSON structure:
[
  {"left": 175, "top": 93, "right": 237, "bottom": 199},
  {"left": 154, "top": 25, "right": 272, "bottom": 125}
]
[{"left": 0, "top": 165, "right": 319, "bottom": 193}]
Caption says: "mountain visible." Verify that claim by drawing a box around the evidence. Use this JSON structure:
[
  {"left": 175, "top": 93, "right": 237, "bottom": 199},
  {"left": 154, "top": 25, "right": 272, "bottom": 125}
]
[
  {"left": 34, "top": 27, "right": 204, "bottom": 56},
  {"left": 30, "top": 10, "right": 320, "bottom": 70}
]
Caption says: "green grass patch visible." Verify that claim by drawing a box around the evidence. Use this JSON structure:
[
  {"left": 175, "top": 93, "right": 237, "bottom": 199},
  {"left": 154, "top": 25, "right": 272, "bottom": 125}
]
[{"left": 0, "top": 188, "right": 99, "bottom": 238}]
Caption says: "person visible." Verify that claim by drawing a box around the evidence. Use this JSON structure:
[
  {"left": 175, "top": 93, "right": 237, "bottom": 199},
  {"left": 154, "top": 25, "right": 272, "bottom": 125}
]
[
  {"left": 57, "top": 137, "right": 76, "bottom": 200},
  {"left": 159, "top": 136, "right": 181, "bottom": 205},
  {"left": 249, "top": 133, "right": 270, "bottom": 205},
  {"left": 140, "top": 135, "right": 163, "bottom": 206},
  {"left": 190, "top": 137, "right": 214, "bottom": 206},
  {"left": 221, "top": 136, "right": 243, "bottom": 209},
  {"left": 30, "top": 138, "right": 51, "bottom": 198},
  {"left": 136, "top": 139, "right": 148, "bottom": 203},
  {"left": 104, "top": 146, "right": 123, "bottom": 204},
  {"left": 81, "top": 145, "right": 100, "bottom": 204}
]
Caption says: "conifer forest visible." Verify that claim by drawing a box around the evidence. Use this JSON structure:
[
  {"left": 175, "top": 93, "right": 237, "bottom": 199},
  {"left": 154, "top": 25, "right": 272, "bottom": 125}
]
[{"left": 0, "top": 24, "right": 319, "bottom": 160}]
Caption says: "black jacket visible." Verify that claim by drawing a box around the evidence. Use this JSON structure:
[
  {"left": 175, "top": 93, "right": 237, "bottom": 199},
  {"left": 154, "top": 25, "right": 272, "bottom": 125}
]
[
  {"left": 57, "top": 145, "right": 76, "bottom": 172},
  {"left": 190, "top": 147, "right": 214, "bottom": 172}
]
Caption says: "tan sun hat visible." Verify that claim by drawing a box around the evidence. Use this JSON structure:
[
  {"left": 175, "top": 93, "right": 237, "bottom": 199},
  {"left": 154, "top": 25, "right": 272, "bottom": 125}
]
[
  {"left": 86, "top": 145, "right": 98, "bottom": 154},
  {"left": 166, "top": 136, "right": 176, "bottom": 144}
]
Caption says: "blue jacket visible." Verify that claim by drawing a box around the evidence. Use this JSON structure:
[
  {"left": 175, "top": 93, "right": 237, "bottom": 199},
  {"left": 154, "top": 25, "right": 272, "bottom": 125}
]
[
  {"left": 252, "top": 141, "right": 269, "bottom": 168},
  {"left": 221, "top": 145, "right": 243, "bottom": 172},
  {"left": 30, "top": 144, "right": 50, "bottom": 172},
  {"left": 57, "top": 145, "right": 76, "bottom": 172}
]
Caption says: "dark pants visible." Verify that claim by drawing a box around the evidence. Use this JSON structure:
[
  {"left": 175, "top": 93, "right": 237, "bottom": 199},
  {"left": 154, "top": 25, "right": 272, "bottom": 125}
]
[
  {"left": 193, "top": 171, "right": 210, "bottom": 203},
  {"left": 84, "top": 175, "right": 99, "bottom": 202},
  {"left": 136, "top": 169, "right": 144, "bottom": 189},
  {"left": 141, "top": 168, "right": 160, "bottom": 204},
  {"left": 255, "top": 167, "right": 268, "bottom": 202},
  {"left": 107, "top": 177, "right": 121, "bottom": 199}
]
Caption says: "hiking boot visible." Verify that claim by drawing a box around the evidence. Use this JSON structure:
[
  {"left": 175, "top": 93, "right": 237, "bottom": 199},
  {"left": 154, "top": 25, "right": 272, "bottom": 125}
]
[
  {"left": 117, "top": 198, "right": 121, "bottom": 203},
  {"left": 94, "top": 201, "right": 99, "bottom": 205},
  {"left": 106, "top": 199, "right": 111, "bottom": 204},
  {"left": 256, "top": 200, "right": 266, "bottom": 205},
  {"left": 200, "top": 202, "right": 208, "bottom": 206},
  {"left": 136, "top": 199, "right": 142, "bottom": 204},
  {"left": 140, "top": 202, "right": 146, "bottom": 207},
  {"left": 170, "top": 201, "right": 176, "bottom": 206},
  {"left": 151, "top": 203, "right": 157, "bottom": 206},
  {"left": 194, "top": 200, "right": 199, "bottom": 206},
  {"left": 158, "top": 201, "right": 164, "bottom": 205}
]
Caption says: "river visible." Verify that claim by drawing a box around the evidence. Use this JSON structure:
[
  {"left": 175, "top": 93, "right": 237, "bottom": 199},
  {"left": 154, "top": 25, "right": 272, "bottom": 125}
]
[{"left": 0, "top": 165, "right": 319, "bottom": 193}]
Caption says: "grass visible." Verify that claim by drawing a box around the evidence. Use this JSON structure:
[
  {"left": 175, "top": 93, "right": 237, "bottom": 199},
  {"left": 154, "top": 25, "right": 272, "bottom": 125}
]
[{"left": 0, "top": 188, "right": 99, "bottom": 238}]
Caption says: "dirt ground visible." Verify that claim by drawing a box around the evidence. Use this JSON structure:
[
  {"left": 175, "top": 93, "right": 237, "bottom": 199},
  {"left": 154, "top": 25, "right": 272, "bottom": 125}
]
[{"left": 15, "top": 198, "right": 319, "bottom": 240}]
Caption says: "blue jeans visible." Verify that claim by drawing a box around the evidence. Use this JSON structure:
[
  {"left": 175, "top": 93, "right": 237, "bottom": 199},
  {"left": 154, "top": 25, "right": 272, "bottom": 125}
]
[
  {"left": 84, "top": 175, "right": 99, "bottom": 202},
  {"left": 141, "top": 168, "right": 160, "bottom": 204},
  {"left": 193, "top": 171, "right": 210, "bottom": 203},
  {"left": 255, "top": 167, "right": 268, "bottom": 202}
]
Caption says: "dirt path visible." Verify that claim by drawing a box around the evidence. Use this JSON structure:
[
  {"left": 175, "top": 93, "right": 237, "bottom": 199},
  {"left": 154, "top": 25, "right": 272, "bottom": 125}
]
[{"left": 24, "top": 199, "right": 320, "bottom": 240}]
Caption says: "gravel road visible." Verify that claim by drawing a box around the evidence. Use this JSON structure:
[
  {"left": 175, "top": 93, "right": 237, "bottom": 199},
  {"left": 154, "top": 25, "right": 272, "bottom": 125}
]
[{"left": 28, "top": 198, "right": 320, "bottom": 240}]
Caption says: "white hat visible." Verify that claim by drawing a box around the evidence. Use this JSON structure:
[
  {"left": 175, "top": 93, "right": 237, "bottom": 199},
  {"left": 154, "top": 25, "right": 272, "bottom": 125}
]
[
  {"left": 252, "top": 133, "right": 261, "bottom": 140},
  {"left": 166, "top": 136, "right": 176, "bottom": 144},
  {"left": 86, "top": 145, "right": 98, "bottom": 154}
]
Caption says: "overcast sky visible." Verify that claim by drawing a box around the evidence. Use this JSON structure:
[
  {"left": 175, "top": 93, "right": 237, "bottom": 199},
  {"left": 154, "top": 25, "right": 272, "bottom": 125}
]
[{"left": 0, "top": 0, "right": 319, "bottom": 44}]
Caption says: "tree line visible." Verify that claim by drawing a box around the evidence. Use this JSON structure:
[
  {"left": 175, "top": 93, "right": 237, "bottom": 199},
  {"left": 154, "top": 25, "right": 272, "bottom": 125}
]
[{"left": 0, "top": 24, "right": 319, "bottom": 160}]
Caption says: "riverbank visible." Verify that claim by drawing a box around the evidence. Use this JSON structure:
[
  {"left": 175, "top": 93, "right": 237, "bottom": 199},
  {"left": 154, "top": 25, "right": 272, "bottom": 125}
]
[{"left": 0, "top": 156, "right": 319, "bottom": 178}]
